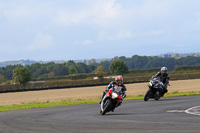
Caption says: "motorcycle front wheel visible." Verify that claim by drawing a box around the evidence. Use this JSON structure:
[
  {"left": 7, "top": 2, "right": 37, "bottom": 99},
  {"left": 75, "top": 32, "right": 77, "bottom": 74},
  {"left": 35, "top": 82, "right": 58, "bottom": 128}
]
[
  {"left": 101, "top": 99, "right": 113, "bottom": 115},
  {"left": 144, "top": 88, "right": 151, "bottom": 101}
]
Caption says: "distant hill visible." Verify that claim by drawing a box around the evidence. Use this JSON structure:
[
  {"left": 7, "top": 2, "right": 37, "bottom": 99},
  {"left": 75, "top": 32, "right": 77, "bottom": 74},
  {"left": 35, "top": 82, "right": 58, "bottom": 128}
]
[
  {"left": 0, "top": 52, "right": 199, "bottom": 67},
  {"left": 0, "top": 60, "right": 39, "bottom": 67},
  {"left": 0, "top": 58, "right": 111, "bottom": 67},
  {"left": 158, "top": 52, "right": 200, "bottom": 58}
]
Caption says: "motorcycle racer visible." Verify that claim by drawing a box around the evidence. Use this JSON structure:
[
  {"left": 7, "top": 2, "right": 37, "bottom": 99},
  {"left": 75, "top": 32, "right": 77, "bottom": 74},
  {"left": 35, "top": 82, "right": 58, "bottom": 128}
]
[
  {"left": 99, "top": 75, "right": 127, "bottom": 107},
  {"left": 153, "top": 67, "right": 170, "bottom": 94}
]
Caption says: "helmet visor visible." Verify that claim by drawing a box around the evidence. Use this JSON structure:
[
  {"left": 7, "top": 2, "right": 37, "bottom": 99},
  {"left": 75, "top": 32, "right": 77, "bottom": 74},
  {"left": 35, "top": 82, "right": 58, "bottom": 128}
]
[
  {"left": 161, "top": 70, "right": 166, "bottom": 73},
  {"left": 116, "top": 80, "right": 122, "bottom": 85}
]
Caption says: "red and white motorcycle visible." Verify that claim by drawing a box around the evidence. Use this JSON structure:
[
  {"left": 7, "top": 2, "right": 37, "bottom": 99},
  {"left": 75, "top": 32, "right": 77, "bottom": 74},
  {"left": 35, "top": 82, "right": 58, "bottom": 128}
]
[{"left": 100, "top": 86, "right": 123, "bottom": 115}]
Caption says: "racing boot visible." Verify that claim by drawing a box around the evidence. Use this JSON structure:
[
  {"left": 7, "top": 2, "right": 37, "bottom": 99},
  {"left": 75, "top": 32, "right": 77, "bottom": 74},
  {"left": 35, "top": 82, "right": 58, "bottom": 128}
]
[
  {"left": 98, "top": 100, "right": 102, "bottom": 104},
  {"left": 112, "top": 108, "right": 115, "bottom": 112},
  {"left": 162, "top": 87, "right": 168, "bottom": 97},
  {"left": 161, "top": 86, "right": 168, "bottom": 97},
  {"left": 112, "top": 101, "right": 122, "bottom": 112}
]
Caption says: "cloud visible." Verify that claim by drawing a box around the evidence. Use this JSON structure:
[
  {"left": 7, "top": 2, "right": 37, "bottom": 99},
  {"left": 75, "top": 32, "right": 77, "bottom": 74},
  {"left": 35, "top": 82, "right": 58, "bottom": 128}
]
[
  {"left": 91, "top": 0, "right": 124, "bottom": 27},
  {"left": 0, "top": 0, "right": 185, "bottom": 31},
  {"left": 3, "top": 7, "right": 27, "bottom": 19},
  {"left": 54, "top": 0, "right": 124, "bottom": 27},
  {"left": 1, "top": 0, "right": 200, "bottom": 30},
  {"left": 1, "top": 0, "right": 200, "bottom": 61},
  {"left": 143, "top": 30, "right": 165, "bottom": 37},
  {"left": 112, "top": 31, "right": 133, "bottom": 40},
  {"left": 28, "top": 33, "right": 54, "bottom": 51},
  {"left": 1, "top": 1, "right": 55, "bottom": 25},
  {"left": 55, "top": 9, "right": 88, "bottom": 26},
  {"left": 74, "top": 39, "right": 94, "bottom": 45},
  {"left": 106, "top": 31, "right": 134, "bottom": 40},
  {"left": 172, "top": 44, "right": 186, "bottom": 48},
  {"left": 97, "top": 30, "right": 133, "bottom": 41},
  {"left": 53, "top": 0, "right": 182, "bottom": 42},
  {"left": 3, "top": 3, "right": 35, "bottom": 21},
  {"left": 0, "top": 44, "right": 18, "bottom": 53}
]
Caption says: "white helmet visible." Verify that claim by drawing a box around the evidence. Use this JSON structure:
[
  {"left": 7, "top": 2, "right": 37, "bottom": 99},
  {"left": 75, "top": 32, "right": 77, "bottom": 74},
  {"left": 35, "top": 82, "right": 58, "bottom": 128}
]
[{"left": 161, "top": 67, "right": 167, "bottom": 72}]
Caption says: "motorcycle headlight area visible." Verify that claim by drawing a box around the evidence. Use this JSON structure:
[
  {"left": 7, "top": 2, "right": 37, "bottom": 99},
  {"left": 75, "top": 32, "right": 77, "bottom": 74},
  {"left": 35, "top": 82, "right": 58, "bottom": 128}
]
[
  {"left": 112, "top": 92, "right": 119, "bottom": 99},
  {"left": 149, "top": 80, "right": 153, "bottom": 86}
]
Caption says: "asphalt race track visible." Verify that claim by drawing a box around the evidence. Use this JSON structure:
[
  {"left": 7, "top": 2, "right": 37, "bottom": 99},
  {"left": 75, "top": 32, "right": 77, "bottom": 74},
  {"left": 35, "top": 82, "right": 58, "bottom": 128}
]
[{"left": 0, "top": 95, "right": 200, "bottom": 133}]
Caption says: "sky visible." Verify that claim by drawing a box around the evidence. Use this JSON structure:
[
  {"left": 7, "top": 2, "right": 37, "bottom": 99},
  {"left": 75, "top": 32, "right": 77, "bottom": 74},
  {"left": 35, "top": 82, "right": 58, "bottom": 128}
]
[{"left": 0, "top": 0, "right": 200, "bottom": 62}]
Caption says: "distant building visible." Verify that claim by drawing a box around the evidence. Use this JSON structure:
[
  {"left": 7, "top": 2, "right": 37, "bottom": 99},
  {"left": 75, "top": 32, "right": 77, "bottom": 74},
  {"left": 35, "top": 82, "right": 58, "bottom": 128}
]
[{"left": 163, "top": 54, "right": 172, "bottom": 58}]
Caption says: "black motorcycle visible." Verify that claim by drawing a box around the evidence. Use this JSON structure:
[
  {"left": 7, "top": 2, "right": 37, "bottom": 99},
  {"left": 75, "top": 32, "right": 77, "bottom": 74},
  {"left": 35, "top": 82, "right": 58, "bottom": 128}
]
[{"left": 144, "top": 77, "right": 166, "bottom": 101}]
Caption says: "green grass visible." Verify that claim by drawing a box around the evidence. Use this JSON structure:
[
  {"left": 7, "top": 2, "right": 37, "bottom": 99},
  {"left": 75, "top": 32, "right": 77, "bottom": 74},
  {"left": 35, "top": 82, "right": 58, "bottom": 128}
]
[
  {"left": 0, "top": 99, "right": 100, "bottom": 112},
  {"left": 0, "top": 91, "right": 200, "bottom": 112},
  {"left": 164, "top": 91, "right": 200, "bottom": 97}
]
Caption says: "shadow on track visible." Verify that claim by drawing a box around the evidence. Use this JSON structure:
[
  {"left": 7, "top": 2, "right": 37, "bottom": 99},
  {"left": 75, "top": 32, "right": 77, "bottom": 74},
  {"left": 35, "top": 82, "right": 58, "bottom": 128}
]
[
  {"left": 145, "top": 98, "right": 179, "bottom": 102},
  {"left": 99, "top": 113, "right": 137, "bottom": 116},
  {"left": 159, "top": 98, "right": 181, "bottom": 101},
  {"left": 102, "top": 111, "right": 161, "bottom": 115}
]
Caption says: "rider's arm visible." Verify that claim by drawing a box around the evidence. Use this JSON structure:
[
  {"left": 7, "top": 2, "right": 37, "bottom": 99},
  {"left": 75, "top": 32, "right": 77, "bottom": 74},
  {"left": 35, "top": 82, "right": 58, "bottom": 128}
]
[
  {"left": 105, "top": 81, "right": 115, "bottom": 91},
  {"left": 165, "top": 75, "right": 170, "bottom": 86},
  {"left": 121, "top": 85, "right": 127, "bottom": 99},
  {"left": 122, "top": 91, "right": 126, "bottom": 99},
  {"left": 153, "top": 71, "right": 161, "bottom": 78}
]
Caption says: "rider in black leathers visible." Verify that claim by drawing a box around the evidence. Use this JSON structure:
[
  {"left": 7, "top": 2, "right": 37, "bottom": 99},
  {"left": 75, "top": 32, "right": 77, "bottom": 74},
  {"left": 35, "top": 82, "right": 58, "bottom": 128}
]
[
  {"left": 99, "top": 75, "right": 127, "bottom": 107},
  {"left": 153, "top": 67, "right": 170, "bottom": 94}
]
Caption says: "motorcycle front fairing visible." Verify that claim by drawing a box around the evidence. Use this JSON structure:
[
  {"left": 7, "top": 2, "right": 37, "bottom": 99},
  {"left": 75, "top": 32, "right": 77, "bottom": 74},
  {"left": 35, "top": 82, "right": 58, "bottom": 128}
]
[
  {"left": 111, "top": 90, "right": 122, "bottom": 103},
  {"left": 148, "top": 78, "right": 163, "bottom": 97},
  {"left": 102, "top": 86, "right": 122, "bottom": 106},
  {"left": 112, "top": 85, "right": 123, "bottom": 102},
  {"left": 101, "top": 88, "right": 122, "bottom": 113}
]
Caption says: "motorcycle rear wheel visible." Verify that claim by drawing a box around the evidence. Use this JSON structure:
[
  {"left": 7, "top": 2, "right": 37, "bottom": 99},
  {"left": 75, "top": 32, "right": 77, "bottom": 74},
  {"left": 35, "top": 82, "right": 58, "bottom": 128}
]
[{"left": 154, "top": 91, "right": 161, "bottom": 100}]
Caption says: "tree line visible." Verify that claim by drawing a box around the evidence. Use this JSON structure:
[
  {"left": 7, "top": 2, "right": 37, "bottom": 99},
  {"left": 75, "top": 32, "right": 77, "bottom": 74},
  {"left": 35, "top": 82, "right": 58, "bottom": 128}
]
[{"left": 1, "top": 55, "right": 200, "bottom": 81}]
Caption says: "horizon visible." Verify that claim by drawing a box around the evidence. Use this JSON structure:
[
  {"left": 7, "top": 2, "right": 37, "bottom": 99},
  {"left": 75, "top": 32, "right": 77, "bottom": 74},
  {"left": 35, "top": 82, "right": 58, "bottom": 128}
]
[
  {"left": 1, "top": 0, "right": 200, "bottom": 62},
  {"left": 0, "top": 51, "right": 199, "bottom": 63}
]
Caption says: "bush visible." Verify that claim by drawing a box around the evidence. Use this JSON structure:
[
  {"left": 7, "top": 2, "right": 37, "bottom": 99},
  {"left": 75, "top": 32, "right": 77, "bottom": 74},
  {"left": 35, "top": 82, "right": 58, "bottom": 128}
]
[
  {"left": 175, "top": 65, "right": 200, "bottom": 71},
  {"left": 109, "top": 60, "right": 129, "bottom": 75},
  {"left": 13, "top": 67, "right": 32, "bottom": 85}
]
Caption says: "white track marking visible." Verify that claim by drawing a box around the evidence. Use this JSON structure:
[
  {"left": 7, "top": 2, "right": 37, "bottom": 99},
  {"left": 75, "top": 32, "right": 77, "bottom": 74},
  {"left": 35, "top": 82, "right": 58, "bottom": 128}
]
[
  {"left": 185, "top": 106, "right": 200, "bottom": 116},
  {"left": 167, "top": 110, "right": 185, "bottom": 113},
  {"left": 167, "top": 106, "right": 200, "bottom": 116}
]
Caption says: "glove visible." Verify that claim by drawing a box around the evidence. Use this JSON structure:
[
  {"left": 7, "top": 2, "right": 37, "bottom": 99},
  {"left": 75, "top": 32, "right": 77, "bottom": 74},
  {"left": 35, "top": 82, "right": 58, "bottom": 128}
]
[
  {"left": 122, "top": 93, "right": 126, "bottom": 99},
  {"left": 121, "top": 95, "right": 125, "bottom": 100}
]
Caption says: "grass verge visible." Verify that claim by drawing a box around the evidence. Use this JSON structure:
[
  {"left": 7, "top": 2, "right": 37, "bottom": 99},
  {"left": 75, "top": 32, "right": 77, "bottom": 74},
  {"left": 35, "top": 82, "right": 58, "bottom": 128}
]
[{"left": 0, "top": 91, "right": 200, "bottom": 112}]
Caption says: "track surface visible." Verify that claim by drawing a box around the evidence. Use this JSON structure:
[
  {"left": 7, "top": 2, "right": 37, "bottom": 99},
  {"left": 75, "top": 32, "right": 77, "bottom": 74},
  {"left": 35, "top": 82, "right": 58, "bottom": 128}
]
[{"left": 0, "top": 95, "right": 200, "bottom": 133}]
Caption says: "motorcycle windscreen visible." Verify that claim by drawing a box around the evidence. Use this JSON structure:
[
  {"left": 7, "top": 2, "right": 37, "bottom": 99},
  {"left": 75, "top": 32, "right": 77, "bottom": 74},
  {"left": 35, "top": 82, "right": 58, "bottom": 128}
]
[
  {"left": 112, "top": 85, "right": 122, "bottom": 99},
  {"left": 113, "top": 85, "right": 122, "bottom": 92}
]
